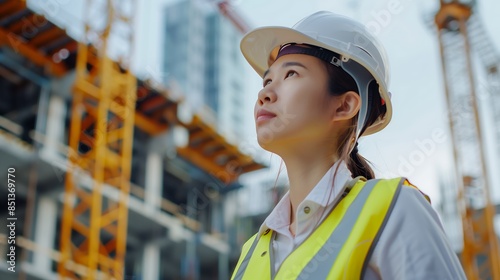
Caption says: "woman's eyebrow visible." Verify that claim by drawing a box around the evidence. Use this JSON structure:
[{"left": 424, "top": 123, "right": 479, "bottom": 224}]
[
  {"left": 263, "top": 61, "right": 308, "bottom": 79},
  {"left": 282, "top": 61, "right": 308, "bottom": 70},
  {"left": 263, "top": 69, "right": 271, "bottom": 79}
]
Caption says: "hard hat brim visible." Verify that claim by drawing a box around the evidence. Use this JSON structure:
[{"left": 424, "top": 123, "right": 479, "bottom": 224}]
[{"left": 240, "top": 26, "right": 392, "bottom": 136}]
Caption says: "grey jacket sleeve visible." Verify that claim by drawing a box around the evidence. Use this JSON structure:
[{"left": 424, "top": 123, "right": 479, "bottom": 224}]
[{"left": 365, "top": 186, "right": 467, "bottom": 280}]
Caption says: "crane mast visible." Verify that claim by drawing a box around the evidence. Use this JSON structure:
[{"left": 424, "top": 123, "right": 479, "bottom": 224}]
[
  {"left": 58, "top": 0, "right": 137, "bottom": 279},
  {"left": 434, "top": 1, "right": 500, "bottom": 279}
]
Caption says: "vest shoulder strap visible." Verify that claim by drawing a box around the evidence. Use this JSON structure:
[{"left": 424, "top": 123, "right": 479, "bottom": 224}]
[{"left": 231, "top": 233, "right": 259, "bottom": 280}]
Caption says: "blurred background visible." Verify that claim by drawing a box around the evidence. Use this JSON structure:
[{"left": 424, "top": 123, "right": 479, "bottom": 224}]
[{"left": 0, "top": 0, "right": 499, "bottom": 279}]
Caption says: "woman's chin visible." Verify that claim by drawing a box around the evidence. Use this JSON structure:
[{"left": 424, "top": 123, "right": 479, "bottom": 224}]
[{"left": 257, "top": 136, "right": 289, "bottom": 156}]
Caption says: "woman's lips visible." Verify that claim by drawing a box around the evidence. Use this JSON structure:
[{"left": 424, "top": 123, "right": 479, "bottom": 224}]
[
  {"left": 256, "top": 114, "right": 276, "bottom": 123},
  {"left": 256, "top": 109, "right": 277, "bottom": 124}
]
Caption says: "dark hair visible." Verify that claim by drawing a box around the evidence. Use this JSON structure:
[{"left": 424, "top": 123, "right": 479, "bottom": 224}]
[{"left": 321, "top": 61, "right": 387, "bottom": 180}]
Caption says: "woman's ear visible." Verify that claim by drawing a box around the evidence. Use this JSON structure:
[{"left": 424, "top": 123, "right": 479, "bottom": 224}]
[{"left": 332, "top": 91, "right": 361, "bottom": 121}]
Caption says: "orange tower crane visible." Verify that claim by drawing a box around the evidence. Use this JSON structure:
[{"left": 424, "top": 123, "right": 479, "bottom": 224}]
[
  {"left": 434, "top": 1, "right": 500, "bottom": 279},
  {"left": 58, "top": 0, "right": 137, "bottom": 279},
  {"left": 215, "top": 1, "right": 251, "bottom": 34}
]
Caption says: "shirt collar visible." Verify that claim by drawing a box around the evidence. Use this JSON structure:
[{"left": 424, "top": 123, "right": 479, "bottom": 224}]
[{"left": 258, "top": 161, "right": 352, "bottom": 236}]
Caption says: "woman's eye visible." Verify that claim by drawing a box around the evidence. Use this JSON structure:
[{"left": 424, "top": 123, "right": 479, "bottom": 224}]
[
  {"left": 285, "top": 70, "right": 297, "bottom": 78},
  {"left": 263, "top": 79, "right": 271, "bottom": 87}
]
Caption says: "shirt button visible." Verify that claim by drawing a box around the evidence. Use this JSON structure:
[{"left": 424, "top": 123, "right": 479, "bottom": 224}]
[{"left": 303, "top": 206, "right": 311, "bottom": 214}]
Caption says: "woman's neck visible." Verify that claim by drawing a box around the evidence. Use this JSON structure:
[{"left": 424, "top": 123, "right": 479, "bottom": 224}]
[{"left": 281, "top": 148, "right": 338, "bottom": 227}]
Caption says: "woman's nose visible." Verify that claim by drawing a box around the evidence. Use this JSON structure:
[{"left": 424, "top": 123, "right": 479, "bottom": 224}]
[{"left": 257, "top": 85, "right": 277, "bottom": 105}]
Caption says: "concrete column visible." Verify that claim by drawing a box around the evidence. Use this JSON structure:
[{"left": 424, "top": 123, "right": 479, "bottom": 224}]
[
  {"left": 33, "top": 85, "right": 50, "bottom": 146},
  {"left": 144, "top": 125, "right": 188, "bottom": 211},
  {"left": 219, "top": 252, "right": 229, "bottom": 280},
  {"left": 33, "top": 196, "right": 57, "bottom": 273},
  {"left": 144, "top": 150, "right": 163, "bottom": 212},
  {"left": 43, "top": 95, "right": 66, "bottom": 155},
  {"left": 141, "top": 242, "right": 160, "bottom": 280},
  {"left": 217, "top": 198, "right": 229, "bottom": 280}
]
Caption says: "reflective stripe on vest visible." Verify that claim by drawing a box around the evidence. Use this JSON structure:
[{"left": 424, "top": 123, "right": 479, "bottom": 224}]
[{"left": 231, "top": 177, "right": 405, "bottom": 280}]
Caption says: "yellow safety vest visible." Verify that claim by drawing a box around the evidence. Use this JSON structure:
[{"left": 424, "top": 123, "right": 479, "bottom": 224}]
[{"left": 231, "top": 177, "right": 427, "bottom": 280}]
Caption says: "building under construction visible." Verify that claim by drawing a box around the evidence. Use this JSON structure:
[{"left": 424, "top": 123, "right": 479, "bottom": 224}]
[
  {"left": 0, "top": 0, "right": 264, "bottom": 279},
  {"left": 0, "top": 0, "right": 499, "bottom": 279}
]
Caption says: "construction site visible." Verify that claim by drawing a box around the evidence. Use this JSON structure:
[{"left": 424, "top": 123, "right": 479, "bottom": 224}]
[{"left": 0, "top": 0, "right": 499, "bottom": 279}]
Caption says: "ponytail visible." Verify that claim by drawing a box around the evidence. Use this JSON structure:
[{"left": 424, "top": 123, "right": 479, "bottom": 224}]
[
  {"left": 335, "top": 125, "right": 376, "bottom": 180},
  {"left": 347, "top": 142, "right": 375, "bottom": 180}
]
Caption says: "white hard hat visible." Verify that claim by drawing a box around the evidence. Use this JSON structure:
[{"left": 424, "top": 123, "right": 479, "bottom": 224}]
[{"left": 240, "top": 11, "right": 392, "bottom": 136}]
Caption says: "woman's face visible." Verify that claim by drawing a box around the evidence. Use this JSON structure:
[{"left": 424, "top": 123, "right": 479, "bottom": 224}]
[{"left": 254, "top": 54, "right": 340, "bottom": 152}]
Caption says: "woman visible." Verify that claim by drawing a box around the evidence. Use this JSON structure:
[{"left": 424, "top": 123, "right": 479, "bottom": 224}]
[{"left": 231, "top": 11, "right": 466, "bottom": 280}]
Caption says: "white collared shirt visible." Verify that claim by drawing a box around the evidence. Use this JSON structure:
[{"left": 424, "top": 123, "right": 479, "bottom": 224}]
[{"left": 258, "top": 161, "right": 466, "bottom": 279}]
